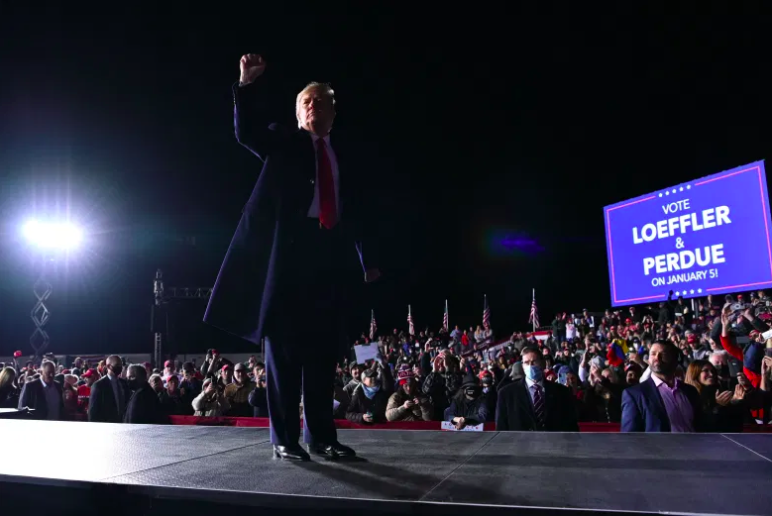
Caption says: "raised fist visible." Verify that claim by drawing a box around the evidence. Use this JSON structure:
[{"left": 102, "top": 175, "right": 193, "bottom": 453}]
[{"left": 239, "top": 54, "right": 266, "bottom": 85}]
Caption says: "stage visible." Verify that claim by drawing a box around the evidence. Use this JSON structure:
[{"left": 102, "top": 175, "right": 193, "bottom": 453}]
[{"left": 1, "top": 421, "right": 771, "bottom": 515}]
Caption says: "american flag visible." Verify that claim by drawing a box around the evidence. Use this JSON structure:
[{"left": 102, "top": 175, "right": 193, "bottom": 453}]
[
  {"left": 528, "top": 288, "right": 540, "bottom": 329},
  {"left": 443, "top": 299, "right": 449, "bottom": 331},
  {"left": 408, "top": 305, "right": 415, "bottom": 336},
  {"left": 369, "top": 309, "right": 377, "bottom": 340},
  {"left": 483, "top": 294, "right": 491, "bottom": 329}
]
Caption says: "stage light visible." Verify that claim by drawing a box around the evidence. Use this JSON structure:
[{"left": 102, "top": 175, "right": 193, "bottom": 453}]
[{"left": 22, "top": 219, "right": 83, "bottom": 250}]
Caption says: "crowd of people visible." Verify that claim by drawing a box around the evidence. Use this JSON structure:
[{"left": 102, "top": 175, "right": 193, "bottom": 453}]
[{"left": 1, "top": 290, "right": 772, "bottom": 432}]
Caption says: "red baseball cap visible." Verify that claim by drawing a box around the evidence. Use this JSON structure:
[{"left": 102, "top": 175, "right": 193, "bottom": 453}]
[{"left": 164, "top": 360, "right": 173, "bottom": 368}]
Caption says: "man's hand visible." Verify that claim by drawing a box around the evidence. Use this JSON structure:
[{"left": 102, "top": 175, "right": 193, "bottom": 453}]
[
  {"left": 716, "top": 390, "right": 733, "bottom": 407},
  {"left": 452, "top": 417, "right": 466, "bottom": 429},
  {"left": 762, "top": 356, "right": 772, "bottom": 376},
  {"left": 732, "top": 384, "right": 747, "bottom": 402},
  {"left": 743, "top": 307, "right": 755, "bottom": 321},
  {"left": 365, "top": 268, "right": 381, "bottom": 283},
  {"left": 402, "top": 400, "right": 415, "bottom": 410},
  {"left": 362, "top": 413, "right": 374, "bottom": 423},
  {"left": 239, "top": 54, "right": 266, "bottom": 85}
]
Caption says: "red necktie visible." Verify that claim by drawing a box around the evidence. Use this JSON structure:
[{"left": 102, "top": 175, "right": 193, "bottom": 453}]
[{"left": 316, "top": 138, "right": 338, "bottom": 229}]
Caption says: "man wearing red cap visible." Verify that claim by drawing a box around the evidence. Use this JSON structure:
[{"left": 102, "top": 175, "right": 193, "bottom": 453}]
[
  {"left": 162, "top": 360, "right": 180, "bottom": 385},
  {"left": 385, "top": 365, "right": 432, "bottom": 422},
  {"left": 77, "top": 369, "right": 98, "bottom": 414}
]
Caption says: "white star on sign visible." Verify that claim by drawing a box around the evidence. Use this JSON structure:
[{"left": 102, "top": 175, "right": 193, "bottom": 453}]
[
  {"left": 679, "top": 187, "right": 684, "bottom": 191},
  {"left": 690, "top": 290, "right": 694, "bottom": 294},
  {"left": 675, "top": 291, "right": 680, "bottom": 296},
  {"left": 659, "top": 193, "right": 663, "bottom": 197},
  {"left": 672, "top": 189, "right": 677, "bottom": 194},
  {"left": 687, "top": 185, "right": 691, "bottom": 190},
  {"left": 665, "top": 191, "right": 670, "bottom": 196},
  {"left": 697, "top": 288, "right": 702, "bottom": 293}
]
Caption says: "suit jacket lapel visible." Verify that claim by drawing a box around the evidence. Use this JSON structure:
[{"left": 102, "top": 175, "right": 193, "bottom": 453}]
[{"left": 544, "top": 382, "right": 558, "bottom": 423}]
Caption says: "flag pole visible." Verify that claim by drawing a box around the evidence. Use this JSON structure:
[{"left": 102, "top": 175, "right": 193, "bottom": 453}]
[{"left": 532, "top": 288, "right": 536, "bottom": 332}]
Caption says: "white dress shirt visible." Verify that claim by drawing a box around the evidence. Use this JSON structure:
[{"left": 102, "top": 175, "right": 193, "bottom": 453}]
[{"left": 307, "top": 134, "right": 341, "bottom": 219}]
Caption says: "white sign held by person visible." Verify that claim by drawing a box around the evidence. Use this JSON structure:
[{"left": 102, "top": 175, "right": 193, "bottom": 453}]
[
  {"left": 354, "top": 343, "right": 380, "bottom": 364},
  {"left": 440, "top": 421, "right": 484, "bottom": 432}
]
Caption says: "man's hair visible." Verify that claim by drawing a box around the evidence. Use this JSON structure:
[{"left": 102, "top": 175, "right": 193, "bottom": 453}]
[
  {"left": 295, "top": 82, "right": 335, "bottom": 127},
  {"left": 652, "top": 340, "right": 679, "bottom": 361},
  {"left": 521, "top": 347, "right": 542, "bottom": 362},
  {"left": 40, "top": 360, "right": 55, "bottom": 370},
  {"left": 128, "top": 364, "right": 148, "bottom": 382}
]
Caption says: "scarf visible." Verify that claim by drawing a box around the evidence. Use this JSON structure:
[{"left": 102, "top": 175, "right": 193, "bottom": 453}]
[{"left": 362, "top": 384, "right": 380, "bottom": 400}]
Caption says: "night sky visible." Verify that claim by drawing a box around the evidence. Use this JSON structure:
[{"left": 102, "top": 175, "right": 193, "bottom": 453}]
[{"left": 0, "top": 5, "right": 769, "bottom": 356}]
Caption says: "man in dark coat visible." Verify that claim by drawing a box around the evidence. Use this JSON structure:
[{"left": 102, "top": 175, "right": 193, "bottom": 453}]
[
  {"left": 88, "top": 355, "right": 130, "bottom": 423},
  {"left": 125, "top": 364, "right": 165, "bottom": 425},
  {"left": 204, "top": 54, "right": 379, "bottom": 461},
  {"left": 496, "top": 348, "right": 579, "bottom": 431},
  {"left": 17, "top": 360, "right": 64, "bottom": 421}
]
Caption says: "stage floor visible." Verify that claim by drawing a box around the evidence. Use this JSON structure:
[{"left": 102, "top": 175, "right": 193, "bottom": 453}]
[{"left": 1, "top": 420, "right": 771, "bottom": 515}]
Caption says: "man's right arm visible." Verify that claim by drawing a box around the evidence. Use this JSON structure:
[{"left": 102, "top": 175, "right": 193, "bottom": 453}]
[{"left": 233, "top": 53, "right": 284, "bottom": 162}]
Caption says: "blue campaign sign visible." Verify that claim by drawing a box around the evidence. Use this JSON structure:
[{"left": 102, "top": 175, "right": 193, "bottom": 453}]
[{"left": 604, "top": 161, "right": 772, "bottom": 306}]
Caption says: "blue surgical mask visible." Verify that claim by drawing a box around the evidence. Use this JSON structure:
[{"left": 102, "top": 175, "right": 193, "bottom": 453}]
[
  {"left": 362, "top": 384, "right": 380, "bottom": 399},
  {"left": 523, "top": 363, "right": 543, "bottom": 382}
]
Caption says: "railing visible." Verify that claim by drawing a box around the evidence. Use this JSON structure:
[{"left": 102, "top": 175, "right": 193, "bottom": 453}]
[{"left": 166, "top": 416, "right": 772, "bottom": 433}]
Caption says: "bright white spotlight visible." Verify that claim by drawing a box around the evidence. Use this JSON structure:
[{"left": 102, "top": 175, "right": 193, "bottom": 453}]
[{"left": 22, "top": 220, "right": 83, "bottom": 250}]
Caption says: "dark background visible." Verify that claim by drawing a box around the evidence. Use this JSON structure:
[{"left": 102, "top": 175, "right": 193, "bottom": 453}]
[{"left": 0, "top": 3, "right": 769, "bottom": 356}]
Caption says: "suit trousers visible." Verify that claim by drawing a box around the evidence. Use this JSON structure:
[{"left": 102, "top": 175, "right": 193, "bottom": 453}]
[{"left": 264, "top": 217, "right": 347, "bottom": 446}]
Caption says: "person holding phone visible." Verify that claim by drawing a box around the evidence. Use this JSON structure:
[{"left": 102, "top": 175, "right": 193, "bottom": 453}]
[
  {"left": 346, "top": 369, "right": 389, "bottom": 424},
  {"left": 385, "top": 365, "right": 433, "bottom": 422},
  {"left": 192, "top": 378, "right": 231, "bottom": 417}
]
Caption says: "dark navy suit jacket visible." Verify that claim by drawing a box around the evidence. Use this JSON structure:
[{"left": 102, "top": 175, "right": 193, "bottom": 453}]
[
  {"left": 203, "top": 80, "right": 374, "bottom": 347},
  {"left": 621, "top": 377, "right": 703, "bottom": 432}
]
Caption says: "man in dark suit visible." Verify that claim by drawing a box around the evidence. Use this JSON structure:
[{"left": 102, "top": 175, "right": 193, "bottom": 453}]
[
  {"left": 204, "top": 54, "right": 379, "bottom": 461},
  {"left": 88, "top": 355, "right": 130, "bottom": 423},
  {"left": 496, "top": 347, "right": 579, "bottom": 431},
  {"left": 622, "top": 340, "right": 703, "bottom": 432},
  {"left": 18, "top": 360, "right": 64, "bottom": 421},
  {"left": 124, "top": 364, "right": 165, "bottom": 425}
]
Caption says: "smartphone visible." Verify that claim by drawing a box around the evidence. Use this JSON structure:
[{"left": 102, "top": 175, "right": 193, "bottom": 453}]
[{"left": 763, "top": 329, "right": 772, "bottom": 341}]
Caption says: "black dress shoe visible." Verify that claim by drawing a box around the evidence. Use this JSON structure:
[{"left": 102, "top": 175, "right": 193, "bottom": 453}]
[
  {"left": 307, "top": 442, "right": 357, "bottom": 459},
  {"left": 273, "top": 445, "right": 310, "bottom": 461}
]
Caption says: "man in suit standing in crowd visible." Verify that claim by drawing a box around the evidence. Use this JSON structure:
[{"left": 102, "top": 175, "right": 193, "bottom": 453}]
[
  {"left": 496, "top": 347, "right": 579, "bottom": 431},
  {"left": 88, "top": 355, "right": 130, "bottom": 423},
  {"left": 204, "top": 54, "right": 379, "bottom": 461},
  {"left": 621, "top": 341, "right": 703, "bottom": 432},
  {"left": 124, "top": 364, "right": 165, "bottom": 425},
  {"left": 18, "top": 360, "right": 64, "bottom": 421}
]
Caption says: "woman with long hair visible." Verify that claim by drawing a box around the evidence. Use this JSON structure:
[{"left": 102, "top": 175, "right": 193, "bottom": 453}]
[
  {"left": 0, "top": 367, "right": 20, "bottom": 409},
  {"left": 684, "top": 359, "right": 744, "bottom": 432}
]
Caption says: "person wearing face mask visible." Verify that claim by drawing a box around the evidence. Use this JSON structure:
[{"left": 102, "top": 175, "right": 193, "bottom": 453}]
[
  {"left": 495, "top": 347, "right": 579, "bottom": 431},
  {"left": 445, "top": 375, "right": 489, "bottom": 429},
  {"left": 88, "top": 355, "right": 130, "bottom": 423},
  {"left": 346, "top": 369, "right": 389, "bottom": 424},
  {"left": 124, "top": 364, "right": 166, "bottom": 425},
  {"left": 479, "top": 370, "right": 497, "bottom": 418}
]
